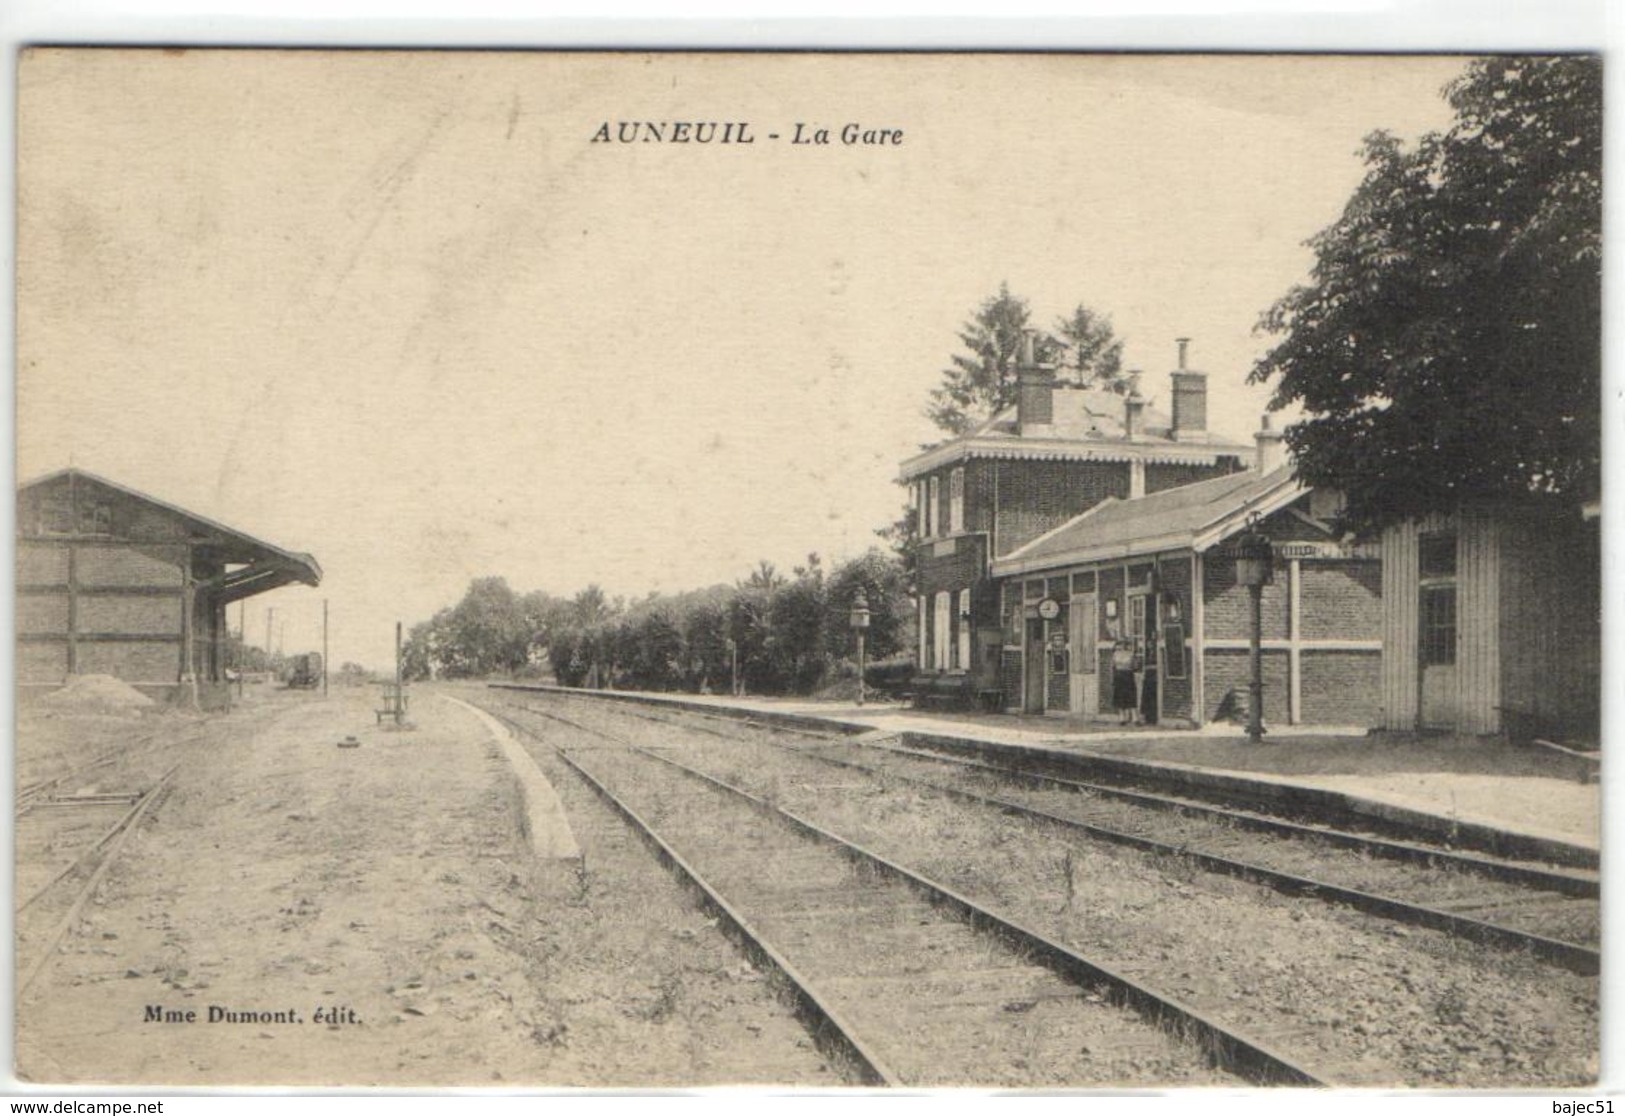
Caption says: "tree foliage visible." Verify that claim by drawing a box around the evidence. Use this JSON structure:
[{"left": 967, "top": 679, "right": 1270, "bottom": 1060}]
[
  {"left": 927, "top": 283, "right": 1128, "bottom": 435},
  {"left": 1251, "top": 56, "right": 1601, "bottom": 535},
  {"left": 1054, "top": 304, "right": 1128, "bottom": 392},
  {"left": 402, "top": 548, "right": 913, "bottom": 697}
]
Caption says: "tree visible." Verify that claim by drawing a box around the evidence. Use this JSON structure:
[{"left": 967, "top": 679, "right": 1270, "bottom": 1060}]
[
  {"left": 823, "top": 549, "right": 911, "bottom": 663},
  {"left": 928, "top": 285, "right": 1128, "bottom": 434},
  {"left": 1054, "top": 304, "right": 1127, "bottom": 392},
  {"left": 929, "top": 283, "right": 1041, "bottom": 435},
  {"left": 1250, "top": 56, "right": 1601, "bottom": 535}
]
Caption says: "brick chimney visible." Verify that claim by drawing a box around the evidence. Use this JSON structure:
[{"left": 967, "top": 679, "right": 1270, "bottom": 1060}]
[
  {"left": 1015, "top": 330, "right": 1054, "bottom": 435},
  {"left": 1170, "top": 337, "right": 1208, "bottom": 441},
  {"left": 1255, "top": 413, "right": 1288, "bottom": 474}
]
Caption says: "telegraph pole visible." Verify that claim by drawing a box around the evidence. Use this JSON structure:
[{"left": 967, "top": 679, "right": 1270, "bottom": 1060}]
[{"left": 322, "top": 599, "right": 329, "bottom": 698}]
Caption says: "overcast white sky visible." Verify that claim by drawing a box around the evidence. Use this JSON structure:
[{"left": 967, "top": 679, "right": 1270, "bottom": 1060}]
[{"left": 17, "top": 50, "right": 1470, "bottom": 668}]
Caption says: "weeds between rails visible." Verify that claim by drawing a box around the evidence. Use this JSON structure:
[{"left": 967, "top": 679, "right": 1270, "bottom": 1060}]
[
  {"left": 485, "top": 694, "right": 1323, "bottom": 1087},
  {"left": 580, "top": 697, "right": 1598, "bottom": 973}
]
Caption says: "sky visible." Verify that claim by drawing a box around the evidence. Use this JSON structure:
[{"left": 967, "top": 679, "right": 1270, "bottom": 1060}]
[{"left": 16, "top": 50, "right": 1471, "bottom": 669}]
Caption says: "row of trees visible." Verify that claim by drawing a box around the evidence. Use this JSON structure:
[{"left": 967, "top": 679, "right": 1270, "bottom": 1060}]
[{"left": 400, "top": 549, "right": 911, "bottom": 696}]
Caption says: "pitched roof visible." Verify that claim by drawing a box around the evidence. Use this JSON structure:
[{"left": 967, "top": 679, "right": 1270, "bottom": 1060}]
[
  {"left": 18, "top": 468, "right": 322, "bottom": 599},
  {"left": 899, "top": 388, "right": 1252, "bottom": 481},
  {"left": 991, "top": 464, "right": 1305, "bottom": 575}
]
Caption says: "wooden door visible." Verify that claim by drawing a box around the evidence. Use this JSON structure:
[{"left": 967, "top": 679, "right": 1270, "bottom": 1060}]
[
  {"left": 1419, "top": 583, "right": 1458, "bottom": 729},
  {"left": 1069, "top": 592, "right": 1097, "bottom": 716},
  {"left": 1024, "top": 618, "right": 1046, "bottom": 713}
]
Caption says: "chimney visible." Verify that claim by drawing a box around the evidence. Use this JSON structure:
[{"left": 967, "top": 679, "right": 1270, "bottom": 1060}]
[
  {"left": 1124, "top": 384, "right": 1146, "bottom": 440},
  {"left": 1015, "top": 330, "right": 1054, "bottom": 435},
  {"left": 1255, "top": 413, "right": 1288, "bottom": 474},
  {"left": 1169, "top": 337, "right": 1208, "bottom": 441}
]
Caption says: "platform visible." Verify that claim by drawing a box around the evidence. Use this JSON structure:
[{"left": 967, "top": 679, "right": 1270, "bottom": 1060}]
[{"left": 496, "top": 684, "right": 1601, "bottom": 863}]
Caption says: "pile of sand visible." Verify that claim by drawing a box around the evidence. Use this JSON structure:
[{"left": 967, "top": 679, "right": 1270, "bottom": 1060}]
[{"left": 39, "top": 673, "right": 156, "bottom": 714}]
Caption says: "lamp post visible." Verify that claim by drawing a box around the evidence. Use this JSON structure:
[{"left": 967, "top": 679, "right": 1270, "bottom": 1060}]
[
  {"left": 1233, "top": 517, "right": 1275, "bottom": 744},
  {"left": 849, "top": 588, "right": 871, "bottom": 707}
]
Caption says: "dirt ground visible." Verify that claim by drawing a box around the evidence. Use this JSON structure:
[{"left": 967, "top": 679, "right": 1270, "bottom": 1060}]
[{"left": 14, "top": 682, "right": 830, "bottom": 1087}]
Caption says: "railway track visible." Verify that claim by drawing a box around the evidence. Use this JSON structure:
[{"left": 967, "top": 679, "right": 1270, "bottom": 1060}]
[
  {"left": 553, "top": 694, "right": 1599, "bottom": 968},
  {"left": 16, "top": 764, "right": 181, "bottom": 995},
  {"left": 484, "top": 699, "right": 1318, "bottom": 1088},
  {"left": 486, "top": 688, "right": 1599, "bottom": 1087}
]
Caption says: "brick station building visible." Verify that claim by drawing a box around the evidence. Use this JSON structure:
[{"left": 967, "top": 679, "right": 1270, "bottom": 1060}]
[
  {"left": 901, "top": 339, "right": 1385, "bottom": 727},
  {"left": 16, "top": 468, "right": 322, "bottom": 704},
  {"left": 900, "top": 339, "right": 1252, "bottom": 709},
  {"left": 989, "top": 431, "right": 1384, "bottom": 727}
]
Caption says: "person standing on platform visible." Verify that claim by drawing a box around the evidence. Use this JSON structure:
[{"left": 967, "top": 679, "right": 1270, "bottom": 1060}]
[{"left": 1111, "top": 636, "right": 1138, "bottom": 725}]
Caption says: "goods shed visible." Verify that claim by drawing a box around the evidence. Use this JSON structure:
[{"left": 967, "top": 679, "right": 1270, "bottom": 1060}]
[{"left": 16, "top": 468, "right": 321, "bottom": 703}]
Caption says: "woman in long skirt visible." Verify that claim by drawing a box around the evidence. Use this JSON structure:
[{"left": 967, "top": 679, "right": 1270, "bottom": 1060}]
[{"left": 1111, "top": 638, "right": 1137, "bottom": 724}]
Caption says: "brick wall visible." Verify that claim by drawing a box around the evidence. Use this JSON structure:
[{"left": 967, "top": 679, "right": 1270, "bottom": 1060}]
[
  {"left": 1299, "top": 651, "right": 1383, "bottom": 725},
  {"left": 18, "top": 643, "right": 68, "bottom": 683},
  {"left": 1298, "top": 560, "right": 1382, "bottom": 640},
  {"left": 17, "top": 544, "right": 67, "bottom": 584},
  {"left": 77, "top": 641, "right": 181, "bottom": 683},
  {"left": 1204, "top": 648, "right": 1291, "bottom": 724},
  {"left": 995, "top": 459, "right": 1131, "bottom": 557},
  {"left": 1145, "top": 460, "right": 1236, "bottom": 495},
  {"left": 999, "top": 649, "right": 1022, "bottom": 709},
  {"left": 77, "top": 545, "right": 185, "bottom": 587},
  {"left": 78, "top": 594, "right": 183, "bottom": 635},
  {"left": 965, "top": 460, "right": 998, "bottom": 534},
  {"left": 17, "top": 594, "right": 69, "bottom": 635},
  {"left": 1204, "top": 555, "right": 1291, "bottom": 642},
  {"left": 917, "top": 533, "right": 986, "bottom": 597}
]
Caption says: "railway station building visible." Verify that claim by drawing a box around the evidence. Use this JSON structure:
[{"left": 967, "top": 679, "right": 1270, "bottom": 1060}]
[
  {"left": 900, "top": 339, "right": 1252, "bottom": 712},
  {"left": 900, "top": 339, "right": 1385, "bottom": 727},
  {"left": 16, "top": 468, "right": 322, "bottom": 705},
  {"left": 988, "top": 432, "right": 1384, "bottom": 728}
]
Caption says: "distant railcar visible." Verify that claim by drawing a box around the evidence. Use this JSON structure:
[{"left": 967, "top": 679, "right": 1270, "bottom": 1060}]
[{"left": 287, "top": 652, "right": 323, "bottom": 689}]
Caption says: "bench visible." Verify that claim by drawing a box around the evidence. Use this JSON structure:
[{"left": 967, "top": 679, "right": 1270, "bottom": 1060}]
[
  {"left": 376, "top": 683, "right": 410, "bottom": 725},
  {"left": 904, "top": 675, "right": 1000, "bottom": 713}
]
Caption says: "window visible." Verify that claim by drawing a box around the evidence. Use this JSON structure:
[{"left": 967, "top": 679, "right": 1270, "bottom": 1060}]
[
  {"left": 1419, "top": 530, "right": 1457, "bottom": 666},
  {"left": 926, "top": 476, "right": 939, "bottom": 538},
  {"left": 1421, "top": 585, "right": 1457, "bottom": 666},
  {"left": 956, "top": 589, "right": 972, "bottom": 672},
  {"left": 949, "top": 467, "right": 965, "bottom": 534},
  {"left": 933, "top": 591, "right": 951, "bottom": 671},
  {"left": 915, "top": 482, "right": 926, "bottom": 536},
  {"left": 1419, "top": 532, "right": 1457, "bottom": 579}
]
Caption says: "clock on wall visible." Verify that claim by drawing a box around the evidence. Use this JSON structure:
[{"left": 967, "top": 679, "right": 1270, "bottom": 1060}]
[{"left": 1037, "top": 598, "right": 1061, "bottom": 621}]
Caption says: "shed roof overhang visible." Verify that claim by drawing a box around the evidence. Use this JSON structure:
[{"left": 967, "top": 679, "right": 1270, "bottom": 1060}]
[{"left": 19, "top": 467, "right": 322, "bottom": 602}]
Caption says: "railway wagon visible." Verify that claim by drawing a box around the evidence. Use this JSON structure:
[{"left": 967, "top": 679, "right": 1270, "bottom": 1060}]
[{"left": 286, "top": 652, "right": 323, "bottom": 690}]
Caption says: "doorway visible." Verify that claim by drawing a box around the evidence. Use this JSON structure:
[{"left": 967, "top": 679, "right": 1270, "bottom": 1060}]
[
  {"left": 1024, "top": 617, "right": 1046, "bottom": 713},
  {"left": 1069, "top": 591, "right": 1097, "bottom": 717},
  {"left": 1418, "top": 532, "right": 1458, "bottom": 730}
]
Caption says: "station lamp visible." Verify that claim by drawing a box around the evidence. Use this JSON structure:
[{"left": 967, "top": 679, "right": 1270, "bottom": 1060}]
[
  {"left": 1233, "top": 515, "right": 1275, "bottom": 744},
  {"left": 849, "top": 588, "right": 871, "bottom": 707}
]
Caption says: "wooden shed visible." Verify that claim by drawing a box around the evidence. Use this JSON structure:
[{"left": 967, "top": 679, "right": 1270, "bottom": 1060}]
[
  {"left": 1379, "top": 502, "right": 1599, "bottom": 740},
  {"left": 16, "top": 469, "right": 321, "bottom": 702}
]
